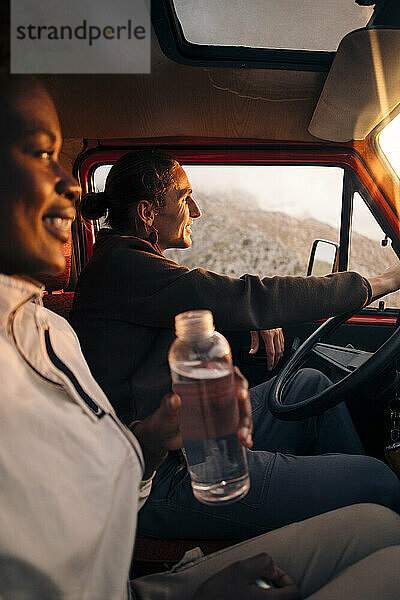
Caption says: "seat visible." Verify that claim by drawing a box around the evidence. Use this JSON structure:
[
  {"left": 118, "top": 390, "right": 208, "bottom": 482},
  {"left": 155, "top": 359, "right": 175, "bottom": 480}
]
[
  {"left": 39, "top": 238, "right": 75, "bottom": 320},
  {"left": 43, "top": 291, "right": 75, "bottom": 320}
]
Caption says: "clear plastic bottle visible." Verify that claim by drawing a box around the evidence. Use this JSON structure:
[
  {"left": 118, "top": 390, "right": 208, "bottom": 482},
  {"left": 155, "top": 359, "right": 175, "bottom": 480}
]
[{"left": 168, "top": 309, "right": 250, "bottom": 505}]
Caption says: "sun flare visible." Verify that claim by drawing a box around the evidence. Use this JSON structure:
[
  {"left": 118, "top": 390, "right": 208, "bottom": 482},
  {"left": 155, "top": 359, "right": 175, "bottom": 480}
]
[{"left": 379, "top": 112, "right": 400, "bottom": 178}]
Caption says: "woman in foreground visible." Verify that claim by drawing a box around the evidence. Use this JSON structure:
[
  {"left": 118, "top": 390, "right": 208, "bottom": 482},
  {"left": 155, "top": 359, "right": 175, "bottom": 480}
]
[{"left": 1, "top": 75, "right": 400, "bottom": 600}]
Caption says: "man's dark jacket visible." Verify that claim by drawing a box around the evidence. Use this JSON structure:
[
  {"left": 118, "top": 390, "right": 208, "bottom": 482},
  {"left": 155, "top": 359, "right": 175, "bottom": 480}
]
[{"left": 70, "top": 229, "right": 370, "bottom": 424}]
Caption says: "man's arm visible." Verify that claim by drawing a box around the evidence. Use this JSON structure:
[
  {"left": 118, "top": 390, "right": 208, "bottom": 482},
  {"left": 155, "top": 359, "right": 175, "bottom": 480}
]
[
  {"left": 95, "top": 243, "right": 400, "bottom": 331},
  {"left": 95, "top": 246, "right": 371, "bottom": 331}
]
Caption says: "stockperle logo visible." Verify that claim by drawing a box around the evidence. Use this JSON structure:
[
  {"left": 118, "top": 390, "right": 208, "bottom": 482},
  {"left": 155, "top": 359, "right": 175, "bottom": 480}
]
[{"left": 11, "top": 0, "right": 150, "bottom": 74}]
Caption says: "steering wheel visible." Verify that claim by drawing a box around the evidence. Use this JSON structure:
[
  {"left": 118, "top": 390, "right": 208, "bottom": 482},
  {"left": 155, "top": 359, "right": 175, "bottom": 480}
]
[{"left": 268, "top": 310, "right": 400, "bottom": 421}]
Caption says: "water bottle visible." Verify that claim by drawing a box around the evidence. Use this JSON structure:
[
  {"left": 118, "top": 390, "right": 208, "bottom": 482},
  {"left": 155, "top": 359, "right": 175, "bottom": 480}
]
[{"left": 168, "top": 309, "right": 250, "bottom": 505}]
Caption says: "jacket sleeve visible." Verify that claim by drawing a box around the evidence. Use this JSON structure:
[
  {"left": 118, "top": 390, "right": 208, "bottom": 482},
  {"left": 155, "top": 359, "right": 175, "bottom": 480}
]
[{"left": 105, "top": 248, "right": 370, "bottom": 331}]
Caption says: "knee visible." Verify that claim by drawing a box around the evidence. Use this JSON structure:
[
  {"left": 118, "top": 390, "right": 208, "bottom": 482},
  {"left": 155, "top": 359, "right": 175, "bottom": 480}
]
[
  {"left": 342, "top": 503, "right": 400, "bottom": 540},
  {"left": 358, "top": 457, "right": 400, "bottom": 512},
  {"left": 318, "top": 503, "right": 400, "bottom": 557},
  {"left": 290, "top": 368, "right": 331, "bottom": 397}
]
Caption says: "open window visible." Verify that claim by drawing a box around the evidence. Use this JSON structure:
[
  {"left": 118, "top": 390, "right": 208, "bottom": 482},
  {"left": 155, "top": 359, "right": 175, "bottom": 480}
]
[{"left": 93, "top": 162, "right": 343, "bottom": 276}]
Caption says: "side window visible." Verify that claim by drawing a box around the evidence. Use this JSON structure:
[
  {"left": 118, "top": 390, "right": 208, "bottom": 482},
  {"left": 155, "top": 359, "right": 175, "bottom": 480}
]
[
  {"left": 166, "top": 165, "right": 343, "bottom": 278},
  {"left": 350, "top": 192, "right": 400, "bottom": 308}
]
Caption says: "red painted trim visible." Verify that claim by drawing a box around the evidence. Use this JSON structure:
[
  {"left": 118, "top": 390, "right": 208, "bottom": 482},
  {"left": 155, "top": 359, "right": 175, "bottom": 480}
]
[
  {"left": 84, "top": 223, "right": 95, "bottom": 258},
  {"left": 87, "top": 137, "right": 337, "bottom": 148},
  {"left": 317, "top": 314, "right": 398, "bottom": 326},
  {"left": 347, "top": 314, "right": 397, "bottom": 325},
  {"left": 79, "top": 145, "right": 357, "bottom": 174}
]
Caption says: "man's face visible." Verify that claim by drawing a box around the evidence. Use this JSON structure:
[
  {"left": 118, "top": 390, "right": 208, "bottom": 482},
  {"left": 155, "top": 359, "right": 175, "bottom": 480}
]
[
  {"left": 154, "top": 164, "right": 201, "bottom": 252},
  {"left": 0, "top": 82, "right": 80, "bottom": 278}
]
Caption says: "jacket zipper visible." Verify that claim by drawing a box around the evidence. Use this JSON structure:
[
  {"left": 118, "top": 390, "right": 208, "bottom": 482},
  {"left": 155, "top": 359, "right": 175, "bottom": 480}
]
[
  {"left": 9, "top": 294, "right": 145, "bottom": 469},
  {"left": 44, "top": 329, "right": 105, "bottom": 418},
  {"left": 8, "top": 292, "right": 105, "bottom": 418},
  {"left": 44, "top": 328, "right": 144, "bottom": 468},
  {"left": 8, "top": 293, "right": 59, "bottom": 386}
]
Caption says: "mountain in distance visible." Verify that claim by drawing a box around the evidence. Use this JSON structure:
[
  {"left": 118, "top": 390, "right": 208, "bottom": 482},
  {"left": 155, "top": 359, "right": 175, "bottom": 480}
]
[{"left": 165, "top": 189, "right": 400, "bottom": 308}]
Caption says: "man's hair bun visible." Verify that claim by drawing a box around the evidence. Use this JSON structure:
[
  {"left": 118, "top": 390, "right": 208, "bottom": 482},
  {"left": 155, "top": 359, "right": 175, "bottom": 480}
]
[{"left": 79, "top": 191, "right": 109, "bottom": 221}]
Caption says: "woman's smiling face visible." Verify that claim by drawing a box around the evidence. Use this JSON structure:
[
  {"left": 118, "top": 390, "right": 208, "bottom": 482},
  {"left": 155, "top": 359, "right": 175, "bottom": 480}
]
[{"left": 0, "top": 78, "right": 81, "bottom": 278}]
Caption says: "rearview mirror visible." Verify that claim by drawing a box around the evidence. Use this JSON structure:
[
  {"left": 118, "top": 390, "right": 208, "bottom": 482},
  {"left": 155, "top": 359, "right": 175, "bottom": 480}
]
[{"left": 307, "top": 239, "right": 339, "bottom": 277}]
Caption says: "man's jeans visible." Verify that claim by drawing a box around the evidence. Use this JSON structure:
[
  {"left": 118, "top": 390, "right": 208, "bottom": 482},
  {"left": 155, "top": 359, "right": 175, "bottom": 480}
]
[{"left": 137, "top": 368, "right": 400, "bottom": 539}]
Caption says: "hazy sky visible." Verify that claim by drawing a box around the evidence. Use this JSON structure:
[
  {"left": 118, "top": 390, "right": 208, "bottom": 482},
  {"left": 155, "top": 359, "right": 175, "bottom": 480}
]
[{"left": 183, "top": 164, "right": 384, "bottom": 241}]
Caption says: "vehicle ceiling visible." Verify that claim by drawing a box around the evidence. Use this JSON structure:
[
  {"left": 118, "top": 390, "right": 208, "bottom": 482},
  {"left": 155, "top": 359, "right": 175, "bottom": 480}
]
[
  {"left": 47, "top": 27, "right": 326, "bottom": 170},
  {"left": 36, "top": 4, "right": 399, "bottom": 172},
  {"left": 44, "top": 29, "right": 326, "bottom": 141}
]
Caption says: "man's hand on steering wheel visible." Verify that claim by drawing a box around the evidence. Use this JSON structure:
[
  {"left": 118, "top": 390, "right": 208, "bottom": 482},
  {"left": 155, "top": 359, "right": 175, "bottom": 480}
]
[{"left": 250, "top": 329, "right": 285, "bottom": 371}]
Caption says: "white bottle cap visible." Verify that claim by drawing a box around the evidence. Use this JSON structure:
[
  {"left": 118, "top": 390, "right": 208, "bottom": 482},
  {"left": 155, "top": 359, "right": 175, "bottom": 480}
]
[{"left": 175, "top": 310, "right": 215, "bottom": 341}]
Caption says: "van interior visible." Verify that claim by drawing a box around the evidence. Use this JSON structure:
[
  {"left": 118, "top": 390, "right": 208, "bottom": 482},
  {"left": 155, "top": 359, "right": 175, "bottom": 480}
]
[{"left": 18, "top": 0, "right": 400, "bottom": 574}]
